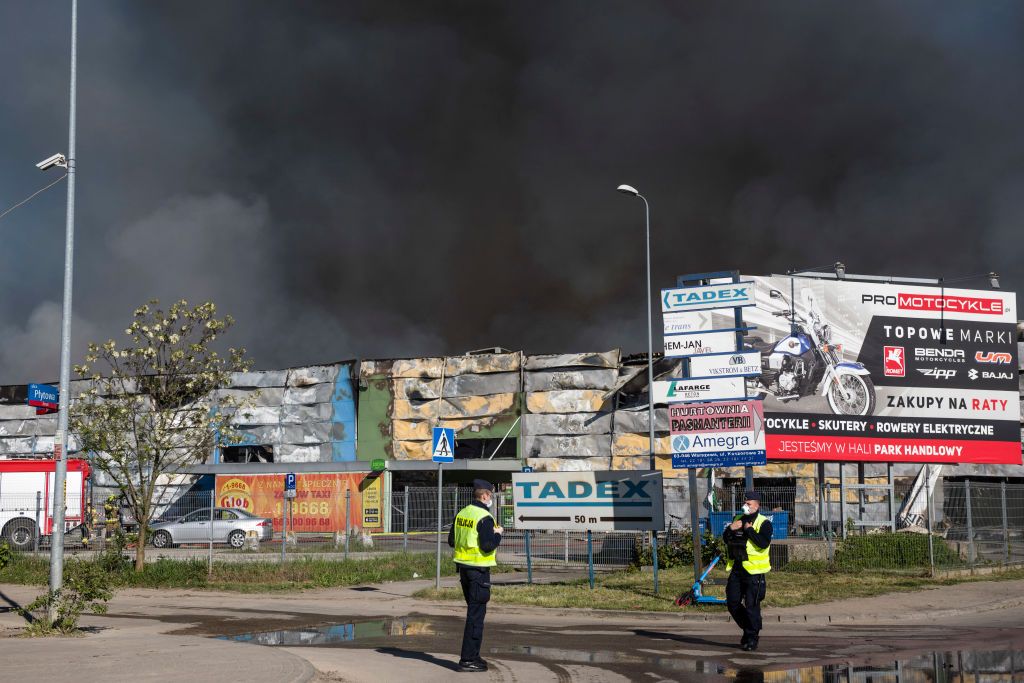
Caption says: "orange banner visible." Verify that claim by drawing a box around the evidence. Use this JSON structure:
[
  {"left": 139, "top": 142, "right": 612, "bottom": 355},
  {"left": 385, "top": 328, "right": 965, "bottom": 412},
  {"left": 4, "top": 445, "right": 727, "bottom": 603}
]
[{"left": 215, "top": 473, "right": 382, "bottom": 533}]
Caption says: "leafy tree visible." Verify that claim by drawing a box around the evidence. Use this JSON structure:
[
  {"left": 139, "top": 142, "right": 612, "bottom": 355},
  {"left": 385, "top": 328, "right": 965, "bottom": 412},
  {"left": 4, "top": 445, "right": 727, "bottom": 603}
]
[{"left": 73, "top": 300, "right": 253, "bottom": 571}]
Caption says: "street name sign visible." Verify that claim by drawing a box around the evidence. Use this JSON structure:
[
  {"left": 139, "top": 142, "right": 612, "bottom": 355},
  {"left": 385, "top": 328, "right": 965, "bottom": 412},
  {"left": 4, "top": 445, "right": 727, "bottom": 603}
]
[
  {"left": 669, "top": 399, "right": 766, "bottom": 468},
  {"left": 653, "top": 376, "right": 746, "bottom": 404},
  {"left": 512, "top": 471, "right": 664, "bottom": 532},
  {"left": 432, "top": 427, "right": 455, "bottom": 463},
  {"left": 661, "top": 281, "right": 755, "bottom": 313},
  {"left": 27, "top": 383, "right": 59, "bottom": 415}
]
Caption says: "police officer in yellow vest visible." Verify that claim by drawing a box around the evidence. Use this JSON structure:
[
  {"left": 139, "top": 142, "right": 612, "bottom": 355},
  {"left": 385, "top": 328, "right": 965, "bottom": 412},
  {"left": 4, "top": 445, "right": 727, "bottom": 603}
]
[
  {"left": 447, "top": 479, "right": 503, "bottom": 672},
  {"left": 723, "top": 490, "right": 772, "bottom": 651}
]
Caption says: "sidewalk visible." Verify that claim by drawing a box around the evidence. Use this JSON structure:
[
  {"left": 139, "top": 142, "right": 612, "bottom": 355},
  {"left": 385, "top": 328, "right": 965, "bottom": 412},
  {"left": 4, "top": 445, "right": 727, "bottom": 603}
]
[{"left": 0, "top": 575, "right": 1021, "bottom": 682}]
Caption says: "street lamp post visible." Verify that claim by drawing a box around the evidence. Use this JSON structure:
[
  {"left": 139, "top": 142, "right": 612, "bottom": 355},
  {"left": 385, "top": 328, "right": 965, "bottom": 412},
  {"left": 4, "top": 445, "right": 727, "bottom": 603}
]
[
  {"left": 616, "top": 185, "right": 655, "bottom": 470},
  {"left": 47, "top": 0, "right": 79, "bottom": 617},
  {"left": 617, "top": 184, "right": 659, "bottom": 593}
]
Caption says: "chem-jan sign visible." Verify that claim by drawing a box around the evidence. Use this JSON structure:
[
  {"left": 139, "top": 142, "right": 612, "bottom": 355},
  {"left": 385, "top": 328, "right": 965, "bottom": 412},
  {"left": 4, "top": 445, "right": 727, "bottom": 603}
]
[{"left": 512, "top": 471, "right": 664, "bottom": 532}]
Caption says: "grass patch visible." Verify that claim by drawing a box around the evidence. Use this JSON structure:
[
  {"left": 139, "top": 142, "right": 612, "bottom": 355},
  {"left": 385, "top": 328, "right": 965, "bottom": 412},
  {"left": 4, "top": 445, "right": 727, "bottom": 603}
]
[
  {"left": 413, "top": 565, "right": 1024, "bottom": 612},
  {"left": 0, "top": 552, "right": 486, "bottom": 592}
]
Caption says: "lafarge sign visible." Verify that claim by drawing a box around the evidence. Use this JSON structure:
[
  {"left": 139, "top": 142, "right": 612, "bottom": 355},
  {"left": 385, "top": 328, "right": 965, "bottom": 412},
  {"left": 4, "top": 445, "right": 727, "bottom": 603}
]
[{"left": 741, "top": 275, "right": 1020, "bottom": 465}]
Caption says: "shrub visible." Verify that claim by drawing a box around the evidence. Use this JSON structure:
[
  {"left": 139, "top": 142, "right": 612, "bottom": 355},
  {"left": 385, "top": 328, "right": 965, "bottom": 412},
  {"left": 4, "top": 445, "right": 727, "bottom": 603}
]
[
  {"left": 22, "top": 559, "right": 113, "bottom": 635},
  {"left": 834, "top": 532, "right": 961, "bottom": 570},
  {"left": 0, "top": 541, "right": 12, "bottom": 571},
  {"left": 632, "top": 531, "right": 724, "bottom": 570}
]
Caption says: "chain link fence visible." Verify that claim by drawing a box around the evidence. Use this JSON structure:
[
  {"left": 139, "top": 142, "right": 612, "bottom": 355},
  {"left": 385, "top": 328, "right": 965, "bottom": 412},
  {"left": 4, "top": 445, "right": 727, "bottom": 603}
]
[{"left": 3, "top": 479, "right": 1022, "bottom": 576}]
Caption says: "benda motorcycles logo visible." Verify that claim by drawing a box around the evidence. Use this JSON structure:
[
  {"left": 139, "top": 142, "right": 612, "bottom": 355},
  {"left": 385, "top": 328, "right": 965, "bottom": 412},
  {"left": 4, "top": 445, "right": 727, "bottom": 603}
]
[
  {"left": 883, "top": 346, "right": 905, "bottom": 377},
  {"left": 862, "top": 293, "right": 1004, "bottom": 315}
]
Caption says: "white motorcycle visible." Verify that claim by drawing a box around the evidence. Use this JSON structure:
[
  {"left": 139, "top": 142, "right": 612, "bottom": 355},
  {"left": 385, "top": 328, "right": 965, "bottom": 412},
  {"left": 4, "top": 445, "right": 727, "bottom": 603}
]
[{"left": 746, "top": 288, "right": 876, "bottom": 416}]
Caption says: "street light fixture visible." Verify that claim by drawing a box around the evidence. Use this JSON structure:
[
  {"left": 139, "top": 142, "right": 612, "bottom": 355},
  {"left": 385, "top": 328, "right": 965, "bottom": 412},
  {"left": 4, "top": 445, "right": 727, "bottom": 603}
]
[{"left": 616, "top": 184, "right": 655, "bottom": 471}]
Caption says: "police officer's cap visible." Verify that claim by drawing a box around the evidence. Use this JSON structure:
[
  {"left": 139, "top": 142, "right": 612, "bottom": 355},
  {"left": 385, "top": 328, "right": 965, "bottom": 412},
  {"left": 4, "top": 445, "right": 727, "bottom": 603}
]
[
  {"left": 743, "top": 490, "right": 761, "bottom": 502},
  {"left": 472, "top": 479, "right": 494, "bottom": 492}
]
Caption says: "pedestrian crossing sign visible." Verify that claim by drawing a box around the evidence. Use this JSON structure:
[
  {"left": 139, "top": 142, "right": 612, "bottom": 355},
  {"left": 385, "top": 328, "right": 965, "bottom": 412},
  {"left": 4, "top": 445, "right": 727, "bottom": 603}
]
[{"left": 432, "top": 427, "right": 455, "bottom": 463}]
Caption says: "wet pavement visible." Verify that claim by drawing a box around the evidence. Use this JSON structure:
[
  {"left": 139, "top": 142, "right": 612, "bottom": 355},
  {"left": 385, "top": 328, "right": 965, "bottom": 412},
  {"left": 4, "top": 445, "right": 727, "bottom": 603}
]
[{"left": 217, "top": 613, "right": 1024, "bottom": 681}]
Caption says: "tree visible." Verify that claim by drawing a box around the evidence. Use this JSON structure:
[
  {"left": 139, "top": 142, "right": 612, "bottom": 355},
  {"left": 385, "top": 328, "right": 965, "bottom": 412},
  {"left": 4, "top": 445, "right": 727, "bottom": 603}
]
[{"left": 72, "top": 300, "right": 253, "bottom": 571}]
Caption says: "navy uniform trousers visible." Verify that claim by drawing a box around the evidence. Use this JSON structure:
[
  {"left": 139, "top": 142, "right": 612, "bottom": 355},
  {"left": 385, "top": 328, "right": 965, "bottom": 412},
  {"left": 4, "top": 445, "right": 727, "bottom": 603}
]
[
  {"left": 458, "top": 565, "right": 491, "bottom": 663},
  {"left": 726, "top": 569, "right": 767, "bottom": 643}
]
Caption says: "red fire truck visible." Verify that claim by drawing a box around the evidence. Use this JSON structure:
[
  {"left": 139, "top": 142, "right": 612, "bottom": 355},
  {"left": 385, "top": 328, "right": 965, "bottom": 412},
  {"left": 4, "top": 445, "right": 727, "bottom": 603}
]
[{"left": 0, "top": 459, "right": 90, "bottom": 550}]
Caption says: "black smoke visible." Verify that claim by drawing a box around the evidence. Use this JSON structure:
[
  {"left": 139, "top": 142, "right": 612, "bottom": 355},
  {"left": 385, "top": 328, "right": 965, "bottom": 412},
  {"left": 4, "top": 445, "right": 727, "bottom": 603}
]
[{"left": 0, "top": 1, "right": 1021, "bottom": 383}]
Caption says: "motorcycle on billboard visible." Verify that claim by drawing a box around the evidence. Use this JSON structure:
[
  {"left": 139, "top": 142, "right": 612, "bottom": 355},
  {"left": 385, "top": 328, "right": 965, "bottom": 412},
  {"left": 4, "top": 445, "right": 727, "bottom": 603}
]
[{"left": 747, "top": 286, "right": 875, "bottom": 416}]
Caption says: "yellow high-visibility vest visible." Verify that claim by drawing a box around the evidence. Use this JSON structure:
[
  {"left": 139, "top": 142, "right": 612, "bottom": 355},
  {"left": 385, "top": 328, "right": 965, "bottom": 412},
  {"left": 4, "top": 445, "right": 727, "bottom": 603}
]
[
  {"left": 725, "top": 513, "right": 772, "bottom": 575},
  {"left": 453, "top": 504, "right": 497, "bottom": 567}
]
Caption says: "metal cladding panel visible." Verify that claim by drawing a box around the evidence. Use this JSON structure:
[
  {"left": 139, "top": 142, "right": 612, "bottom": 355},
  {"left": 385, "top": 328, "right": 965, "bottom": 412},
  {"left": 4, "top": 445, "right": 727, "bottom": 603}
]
[
  {"left": 68, "top": 379, "right": 94, "bottom": 399},
  {"left": 524, "top": 350, "right": 620, "bottom": 370},
  {"left": 392, "top": 394, "right": 516, "bottom": 420},
  {"left": 0, "top": 437, "right": 37, "bottom": 455},
  {"left": 522, "top": 434, "right": 612, "bottom": 459},
  {"left": 444, "top": 353, "right": 521, "bottom": 376},
  {"left": 611, "top": 433, "right": 672, "bottom": 456},
  {"left": 231, "top": 406, "right": 281, "bottom": 426},
  {"left": 275, "top": 444, "right": 327, "bottom": 462},
  {"left": 392, "top": 440, "right": 431, "bottom": 460},
  {"left": 283, "top": 384, "right": 334, "bottom": 405},
  {"left": 214, "top": 387, "right": 284, "bottom": 407},
  {"left": 524, "top": 368, "right": 618, "bottom": 392},
  {"left": 1019, "top": 342, "right": 1024, "bottom": 370},
  {"left": 0, "top": 405, "right": 38, "bottom": 420},
  {"left": 237, "top": 425, "right": 282, "bottom": 444},
  {"left": 523, "top": 457, "right": 611, "bottom": 472},
  {"left": 526, "top": 390, "right": 608, "bottom": 414},
  {"left": 444, "top": 372, "right": 520, "bottom": 396},
  {"left": 393, "top": 420, "right": 432, "bottom": 441},
  {"left": 393, "top": 378, "right": 441, "bottom": 400},
  {"left": 0, "top": 418, "right": 57, "bottom": 437},
  {"left": 287, "top": 364, "right": 341, "bottom": 387},
  {"left": 610, "top": 456, "right": 650, "bottom": 471},
  {"left": 281, "top": 403, "right": 333, "bottom": 424},
  {"left": 613, "top": 407, "right": 670, "bottom": 434},
  {"left": 522, "top": 412, "right": 612, "bottom": 436},
  {"left": 229, "top": 370, "right": 289, "bottom": 388},
  {"left": 389, "top": 358, "right": 445, "bottom": 379},
  {"left": 280, "top": 422, "right": 332, "bottom": 444},
  {"left": 392, "top": 374, "right": 520, "bottom": 399}
]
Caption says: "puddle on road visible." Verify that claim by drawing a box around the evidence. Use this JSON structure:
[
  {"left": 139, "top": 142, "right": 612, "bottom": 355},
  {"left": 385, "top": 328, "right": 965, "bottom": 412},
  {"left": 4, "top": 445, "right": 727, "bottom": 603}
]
[{"left": 219, "top": 618, "right": 1024, "bottom": 681}]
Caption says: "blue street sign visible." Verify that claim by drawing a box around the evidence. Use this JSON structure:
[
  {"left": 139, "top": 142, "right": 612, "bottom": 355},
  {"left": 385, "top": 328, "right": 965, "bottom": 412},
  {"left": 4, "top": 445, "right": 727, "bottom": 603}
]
[
  {"left": 27, "top": 383, "right": 59, "bottom": 409},
  {"left": 431, "top": 427, "right": 455, "bottom": 463},
  {"left": 521, "top": 466, "right": 533, "bottom": 473},
  {"left": 284, "top": 473, "right": 297, "bottom": 491}
]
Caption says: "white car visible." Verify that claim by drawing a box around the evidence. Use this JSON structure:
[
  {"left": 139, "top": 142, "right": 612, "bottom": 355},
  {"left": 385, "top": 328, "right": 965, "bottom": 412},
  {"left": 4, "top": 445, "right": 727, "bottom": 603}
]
[{"left": 149, "top": 507, "right": 273, "bottom": 549}]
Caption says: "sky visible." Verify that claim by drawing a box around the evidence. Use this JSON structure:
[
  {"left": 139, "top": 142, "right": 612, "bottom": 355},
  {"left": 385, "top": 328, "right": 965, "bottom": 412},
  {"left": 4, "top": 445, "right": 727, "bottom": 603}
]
[{"left": 0, "top": 1, "right": 1021, "bottom": 383}]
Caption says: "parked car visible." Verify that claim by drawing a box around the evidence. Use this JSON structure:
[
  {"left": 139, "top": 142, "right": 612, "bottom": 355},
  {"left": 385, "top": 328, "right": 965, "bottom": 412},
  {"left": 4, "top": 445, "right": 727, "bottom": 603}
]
[{"left": 149, "top": 507, "right": 273, "bottom": 549}]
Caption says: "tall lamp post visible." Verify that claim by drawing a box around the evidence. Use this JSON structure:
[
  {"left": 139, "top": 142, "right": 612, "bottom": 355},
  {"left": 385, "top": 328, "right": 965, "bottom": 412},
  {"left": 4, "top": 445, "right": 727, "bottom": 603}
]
[
  {"left": 616, "top": 185, "right": 655, "bottom": 470},
  {"left": 617, "top": 184, "right": 659, "bottom": 593},
  {"left": 45, "top": 0, "right": 79, "bottom": 616}
]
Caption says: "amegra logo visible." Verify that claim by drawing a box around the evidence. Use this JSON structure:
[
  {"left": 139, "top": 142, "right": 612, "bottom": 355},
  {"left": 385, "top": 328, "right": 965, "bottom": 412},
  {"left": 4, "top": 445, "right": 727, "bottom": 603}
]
[{"left": 861, "top": 293, "right": 1004, "bottom": 315}]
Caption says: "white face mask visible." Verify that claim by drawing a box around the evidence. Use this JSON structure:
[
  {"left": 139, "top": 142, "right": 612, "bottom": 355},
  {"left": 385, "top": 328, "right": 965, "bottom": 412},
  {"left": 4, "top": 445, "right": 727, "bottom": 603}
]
[
  {"left": 741, "top": 503, "right": 753, "bottom": 515},
  {"left": 482, "top": 496, "right": 493, "bottom": 509}
]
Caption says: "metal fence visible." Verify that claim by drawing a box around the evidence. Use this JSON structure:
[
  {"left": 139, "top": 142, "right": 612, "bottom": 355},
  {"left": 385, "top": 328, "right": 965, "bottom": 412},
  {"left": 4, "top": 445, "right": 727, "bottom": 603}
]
[{"left": 3, "top": 480, "right": 1022, "bottom": 576}]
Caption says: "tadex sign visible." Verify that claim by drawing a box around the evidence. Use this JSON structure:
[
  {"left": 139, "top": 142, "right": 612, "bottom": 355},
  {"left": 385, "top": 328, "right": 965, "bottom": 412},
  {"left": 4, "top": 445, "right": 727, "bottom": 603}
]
[
  {"left": 511, "top": 471, "right": 664, "bottom": 532},
  {"left": 661, "top": 281, "right": 756, "bottom": 313}
]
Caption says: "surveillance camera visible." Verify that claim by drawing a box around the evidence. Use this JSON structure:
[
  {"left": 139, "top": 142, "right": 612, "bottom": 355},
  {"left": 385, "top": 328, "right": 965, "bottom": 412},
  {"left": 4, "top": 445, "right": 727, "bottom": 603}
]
[{"left": 36, "top": 153, "right": 67, "bottom": 171}]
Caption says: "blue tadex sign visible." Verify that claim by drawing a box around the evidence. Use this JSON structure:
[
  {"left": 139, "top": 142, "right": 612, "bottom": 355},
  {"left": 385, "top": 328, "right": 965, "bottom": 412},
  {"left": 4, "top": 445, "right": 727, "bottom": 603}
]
[
  {"left": 661, "top": 281, "right": 756, "bottom": 313},
  {"left": 511, "top": 471, "right": 665, "bottom": 532},
  {"left": 431, "top": 427, "right": 455, "bottom": 463},
  {"left": 284, "top": 473, "right": 296, "bottom": 491},
  {"left": 27, "top": 383, "right": 58, "bottom": 414}
]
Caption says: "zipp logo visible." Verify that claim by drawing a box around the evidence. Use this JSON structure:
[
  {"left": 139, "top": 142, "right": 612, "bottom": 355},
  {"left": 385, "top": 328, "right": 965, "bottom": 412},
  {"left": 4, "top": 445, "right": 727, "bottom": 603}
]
[
  {"left": 883, "top": 346, "right": 905, "bottom": 377},
  {"left": 975, "top": 351, "right": 1013, "bottom": 364},
  {"left": 861, "top": 293, "right": 1004, "bottom": 315},
  {"left": 916, "top": 368, "right": 957, "bottom": 380}
]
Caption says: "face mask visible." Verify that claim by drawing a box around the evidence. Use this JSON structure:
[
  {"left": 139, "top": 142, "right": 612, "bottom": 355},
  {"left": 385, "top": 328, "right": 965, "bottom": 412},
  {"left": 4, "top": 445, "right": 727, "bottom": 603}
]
[
  {"left": 482, "top": 497, "right": 493, "bottom": 509},
  {"left": 741, "top": 503, "right": 752, "bottom": 515}
]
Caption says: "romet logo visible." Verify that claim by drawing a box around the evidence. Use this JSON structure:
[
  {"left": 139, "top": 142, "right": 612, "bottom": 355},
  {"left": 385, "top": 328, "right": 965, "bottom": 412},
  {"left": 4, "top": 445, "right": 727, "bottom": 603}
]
[{"left": 861, "top": 293, "right": 1003, "bottom": 315}]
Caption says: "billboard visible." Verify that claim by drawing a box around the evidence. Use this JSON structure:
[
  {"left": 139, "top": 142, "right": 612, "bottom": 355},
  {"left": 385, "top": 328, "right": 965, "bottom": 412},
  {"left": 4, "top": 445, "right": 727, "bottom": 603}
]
[
  {"left": 215, "top": 472, "right": 383, "bottom": 533},
  {"left": 737, "top": 275, "right": 1019, "bottom": 464}
]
